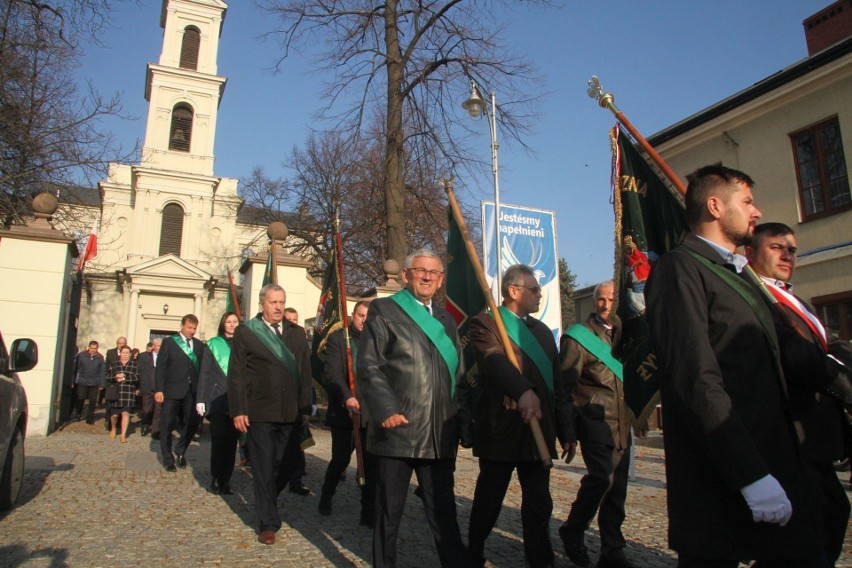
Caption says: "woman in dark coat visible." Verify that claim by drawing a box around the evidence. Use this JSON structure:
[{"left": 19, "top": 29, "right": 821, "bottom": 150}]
[
  {"left": 108, "top": 345, "right": 139, "bottom": 443},
  {"left": 196, "top": 312, "right": 240, "bottom": 494}
]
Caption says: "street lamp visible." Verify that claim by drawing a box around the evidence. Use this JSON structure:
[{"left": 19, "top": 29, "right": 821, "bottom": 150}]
[{"left": 462, "top": 79, "right": 503, "bottom": 297}]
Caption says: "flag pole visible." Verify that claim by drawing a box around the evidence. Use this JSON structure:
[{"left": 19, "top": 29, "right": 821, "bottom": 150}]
[
  {"left": 588, "top": 76, "right": 686, "bottom": 196},
  {"left": 443, "top": 178, "right": 552, "bottom": 469},
  {"left": 269, "top": 238, "right": 279, "bottom": 285},
  {"left": 227, "top": 270, "right": 243, "bottom": 321},
  {"left": 334, "top": 216, "right": 366, "bottom": 487}
]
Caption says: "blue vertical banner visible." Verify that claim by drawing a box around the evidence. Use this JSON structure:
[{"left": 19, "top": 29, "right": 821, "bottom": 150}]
[{"left": 481, "top": 201, "right": 561, "bottom": 342}]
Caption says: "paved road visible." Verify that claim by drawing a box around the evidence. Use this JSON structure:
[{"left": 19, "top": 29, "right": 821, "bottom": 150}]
[{"left": 0, "top": 415, "right": 849, "bottom": 567}]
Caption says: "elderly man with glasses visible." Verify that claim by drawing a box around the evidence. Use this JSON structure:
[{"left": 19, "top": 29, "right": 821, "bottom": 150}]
[{"left": 357, "top": 249, "right": 475, "bottom": 568}]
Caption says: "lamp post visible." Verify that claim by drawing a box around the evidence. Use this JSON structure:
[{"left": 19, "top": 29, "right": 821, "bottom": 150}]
[{"left": 462, "top": 79, "right": 503, "bottom": 297}]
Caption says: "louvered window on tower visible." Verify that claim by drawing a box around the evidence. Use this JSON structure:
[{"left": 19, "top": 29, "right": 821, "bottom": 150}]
[
  {"left": 169, "top": 105, "right": 193, "bottom": 152},
  {"left": 179, "top": 27, "right": 200, "bottom": 70},
  {"left": 159, "top": 203, "right": 184, "bottom": 257}
]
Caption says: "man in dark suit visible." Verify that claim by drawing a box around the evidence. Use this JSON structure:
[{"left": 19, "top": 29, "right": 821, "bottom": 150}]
[
  {"left": 155, "top": 315, "right": 204, "bottom": 472},
  {"left": 319, "top": 299, "right": 377, "bottom": 524},
  {"left": 137, "top": 338, "right": 161, "bottom": 437},
  {"left": 646, "top": 165, "right": 822, "bottom": 566},
  {"left": 228, "top": 284, "right": 312, "bottom": 546},
  {"left": 745, "top": 222, "right": 851, "bottom": 565},
  {"left": 102, "top": 336, "right": 126, "bottom": 430},
  {"left": 467, "top": 264, "right": 571, "bottom": 568},
  {"left": 357, "top": 249, "right": 475, "bottom": 568},
  {"left": 559, "top": 280, "right": 636, "bottom": 568}
]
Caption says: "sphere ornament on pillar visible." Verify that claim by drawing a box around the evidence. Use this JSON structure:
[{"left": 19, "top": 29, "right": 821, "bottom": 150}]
[
  {"left": 31, "top": 192, "right": 59, "bottom": 224},
  {"left": 383, "top": 258, "right": 401, "bottom": 289},
  {"left": 267, "top": 221, "right": 288, "bottom": 241}
]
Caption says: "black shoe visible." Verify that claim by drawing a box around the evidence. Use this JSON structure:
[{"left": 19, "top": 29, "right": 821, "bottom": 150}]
[
  {"left": 289, "top": 483, "right": 311, "bottom": 496},
  {"left": 176, "top": 454, "right": 187, "bottom": 469},
  {"left": 85, "top": 419, "right": 94, "bottom": 425},
  {"left": 218, "top": 482, "right": 233, "bottom": 495},
  {"left": 151, "top": 432, "right": 161, "bottom": 441},
  {"left": 210, "top": 478, "right": 220, "bottom": 493},
  {"left": 596, "top": 550, "right": 637, "bottom": 568},
  {"left": 318, "top": 494, "right": 332, "bottom": 516},
  {"left": 559, "top": 525, "right": 590, "bottom": 567},
  {"left": 165, "top": 464, "right": 177, "bottom": 472},
  {"left": 141, "top": 425, "right": 150, "bottom": 437},
  {"left": 339, "top": 471, "right": 346, "bottom": 483},
  {"left": 359, "top": 509, "right": 375, "bottom": 527}
]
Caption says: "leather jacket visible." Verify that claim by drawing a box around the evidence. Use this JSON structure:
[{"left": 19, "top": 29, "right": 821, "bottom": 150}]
[
  {"left": 356, "top": 296, "right": 463, "bottom": 459},
  {"left": 560, "top": 313, "right": 631, "bottom": 449}
]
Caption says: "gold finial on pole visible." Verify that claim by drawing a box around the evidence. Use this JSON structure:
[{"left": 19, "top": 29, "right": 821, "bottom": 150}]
[{"left": 587, "top": 75, "right": 621, "bottom": 115}]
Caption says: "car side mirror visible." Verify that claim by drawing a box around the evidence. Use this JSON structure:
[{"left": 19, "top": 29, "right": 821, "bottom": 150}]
[{"left": 10, "top": 338, "right": 37, "bottom": 373}]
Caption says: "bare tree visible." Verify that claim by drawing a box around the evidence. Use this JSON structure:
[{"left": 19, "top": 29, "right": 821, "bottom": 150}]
[
  {"left": 0, "top": 0, "right": 134, "bottom": 226},
  {"left": 241, "top": 125, "right": 454, "bottom": 292},
  {"left": 257, "top": 0, "right": 549, "bottom": 268}
]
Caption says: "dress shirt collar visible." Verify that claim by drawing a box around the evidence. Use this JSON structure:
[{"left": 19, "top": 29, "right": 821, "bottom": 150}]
[
  {"left": 695, "top": 235, "right": 749, "bottom": 273},
  {"left": 758, "top": 274, "right": 792, "bottom": 292},
  {"left": 593, "top": 314, "right": 613, "bottom": 330},
  {"left": 178, "top": 332, "right": 193, "bottom": 348}
]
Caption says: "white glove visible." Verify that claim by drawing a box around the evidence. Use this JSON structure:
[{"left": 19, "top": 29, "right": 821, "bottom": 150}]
[
  {"left": 195, "top": 403, "right": 206, "bottom": 416},
  {"left": 311, "top": 404, "right": 318, "bottom": 417},
  {"left": 740, "top": 474, "right": 792, "bottom": 526}
]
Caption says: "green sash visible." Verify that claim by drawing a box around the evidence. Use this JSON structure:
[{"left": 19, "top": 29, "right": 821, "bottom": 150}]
[
  {"left": 243, "top": 317, "right": 301, "bottom": 393},
  {"left": 390, "top": 289, "right": 459, "bottom": 396},
  {"left": 173, "top": 335, "right": 200, "bottom": 371},
  {"left": 564, "top": 324, "right": 623, "bottom": 381},
  {"left": 680, "top": 245, "right": 780, "bottom": 355},
  {"left": 206, "top": 336, "right": 231, "bottom": 376},
  {"left": 494, "top": 306, "right": 554, "bottom": 396}
]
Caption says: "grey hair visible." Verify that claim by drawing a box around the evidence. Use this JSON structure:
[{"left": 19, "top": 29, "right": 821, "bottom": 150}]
[
  {"left": 593, "top": 280, "right": 615, "bottom": 299},
  {"left": 501, "top": 264, "right": 536, "bottom": 298},
  {"left": 403, "top": 248, "right": 443, "bottom": 270},
  {"left": 259, "top": 283, "right": 286, "bottom": 302}
]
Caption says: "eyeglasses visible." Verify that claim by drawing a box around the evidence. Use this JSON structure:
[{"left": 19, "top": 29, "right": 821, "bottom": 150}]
[
  {"left": 511, "top": 284, "right": 542, "bottom": 294},
  {"left": 407, "top": 267, "right": 444, "bottom": 278}
]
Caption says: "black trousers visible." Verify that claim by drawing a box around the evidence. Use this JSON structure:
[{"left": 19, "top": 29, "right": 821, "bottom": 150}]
[
  {"left": 140, "top": 392, "right": 155, "bottom": 425},
  {"left": 468, "top": 458, "right": 553, "bottom": 567},
  {"left": 248, "top": 421, "right": 302, "bottom": 533},
  {"left": 159, "top": 393, "right": 199, "bottom": 466},
  {"left": 209, "top": 413, "right": 240, "bottom": 485},
  {"left": 564, "top": 441, "right": 630, "bottom": 553},
  {"left": 73, "top": 385, "right": 100, "bottom": 422},
  {"left": 322, "top": 426, "right": 377, "bottom": 513},
  {"left": 373, "top": 455, "right": 474, "bottom": 568}
]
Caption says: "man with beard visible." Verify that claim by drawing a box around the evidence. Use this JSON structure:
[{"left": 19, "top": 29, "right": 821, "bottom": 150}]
[{"left": 646, "top": 166, "right": 822, "bottom": 566}]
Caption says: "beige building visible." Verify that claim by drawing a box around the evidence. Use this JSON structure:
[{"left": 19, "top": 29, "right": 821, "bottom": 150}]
[
  {"left": 66, "top": 0, "right": 323, "bottom": 349},
  {"left": 648, "top": 1, "right": 852, "bottom": 339}
]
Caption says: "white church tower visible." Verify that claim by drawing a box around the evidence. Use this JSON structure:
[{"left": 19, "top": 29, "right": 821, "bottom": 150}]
[{"left": 88, "top": 0, "right": 252, "bottom": 346}]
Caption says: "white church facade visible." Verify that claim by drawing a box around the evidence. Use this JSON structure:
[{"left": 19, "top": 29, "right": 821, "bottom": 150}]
[{"left": 71, "top": 0, "right": 322, "bottom": 349}]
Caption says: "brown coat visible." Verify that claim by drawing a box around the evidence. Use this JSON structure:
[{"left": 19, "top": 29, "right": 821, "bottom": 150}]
[
  {"left": 469, "top": 312, "right": 571, "bottom": 461},
  {"left": 560, "top": 314, "right": 631, "bottom": 450}
]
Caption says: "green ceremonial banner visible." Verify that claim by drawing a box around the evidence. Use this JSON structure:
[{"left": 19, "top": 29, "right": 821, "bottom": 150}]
[
  {"left": 611, "top": 125, "right": 687, "bottom": 425},
  {"left": 262, "top": 245, "right": 275, "bottom": 286},
  {"left": 444, "top": 208, "right": 487, "bottom": 393},
  {"left": 310, "top": 246, "right": 343, "bottom": 392}
]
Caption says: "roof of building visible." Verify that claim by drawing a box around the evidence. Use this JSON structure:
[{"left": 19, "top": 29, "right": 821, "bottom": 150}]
[{"left": 648, "top": 36, "right": 852, "bottom": 147}]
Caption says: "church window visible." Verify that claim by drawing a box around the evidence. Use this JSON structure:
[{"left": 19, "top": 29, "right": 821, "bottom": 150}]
[
  {"left": 179, "top": 27, "right": 201, "bottom": 70},
  {"left": 159, "top": 203, "right": 184, "bottom": 256},
  {"left": 168, "top": 104, "right": 193, "bottom": 152}
]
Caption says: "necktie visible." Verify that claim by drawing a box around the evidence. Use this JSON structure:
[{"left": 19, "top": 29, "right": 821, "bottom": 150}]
[
  {"left": 185, "top": 338, "right": 192, "bottom": 350},
  {"left": 272, "top": 322, "right": 282, "bottom": 338},
  {"left": 424, "top": 304, "right": 432, "bottom": 316}
]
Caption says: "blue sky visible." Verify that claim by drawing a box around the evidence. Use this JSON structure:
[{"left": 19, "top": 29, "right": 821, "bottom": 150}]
[{"left": 77, "top": 0, "right": 830, "bottom": 287}]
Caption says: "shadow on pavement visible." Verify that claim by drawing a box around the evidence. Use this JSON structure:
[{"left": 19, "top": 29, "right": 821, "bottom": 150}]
[{"left": 0, "top": 545, "right": 70, "bottom": 567}]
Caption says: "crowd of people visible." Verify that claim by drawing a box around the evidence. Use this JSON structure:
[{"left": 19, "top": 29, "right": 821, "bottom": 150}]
[{"left": 66, "top": 164, "right": 852, "bottom": 568}]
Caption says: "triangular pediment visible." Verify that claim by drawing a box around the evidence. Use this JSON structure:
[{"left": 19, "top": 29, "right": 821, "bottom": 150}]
[{"left": 126, "top": 254, "right": 211, "bottom": 281}]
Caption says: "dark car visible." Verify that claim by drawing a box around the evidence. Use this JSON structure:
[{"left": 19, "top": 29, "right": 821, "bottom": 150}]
[{"left": 0, "top": 332, "right": 38, "bottom": 510}]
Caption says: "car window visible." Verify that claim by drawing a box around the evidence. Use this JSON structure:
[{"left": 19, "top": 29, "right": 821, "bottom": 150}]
[{"left": 0, "top": 333, "right": 7, "bottom": 372}]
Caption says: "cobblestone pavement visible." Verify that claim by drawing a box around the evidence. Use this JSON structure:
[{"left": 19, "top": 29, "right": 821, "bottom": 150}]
[{"left": 1, "top": 414, "right": 850, "bottom": 567}]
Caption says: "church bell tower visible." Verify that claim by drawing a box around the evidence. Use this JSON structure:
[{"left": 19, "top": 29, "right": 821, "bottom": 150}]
[{"left": 142, "top": 0, "right": 229, "bottom": 176}]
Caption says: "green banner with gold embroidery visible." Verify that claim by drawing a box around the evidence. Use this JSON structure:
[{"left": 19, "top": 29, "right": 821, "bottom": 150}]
[{"left": 611, "top": 125, "right": 687, "bottom": 424}]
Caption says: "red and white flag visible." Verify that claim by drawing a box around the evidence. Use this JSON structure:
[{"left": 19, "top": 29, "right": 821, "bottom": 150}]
[{"left": 77, "top": 219, "right": 99, "bottom": 272}]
